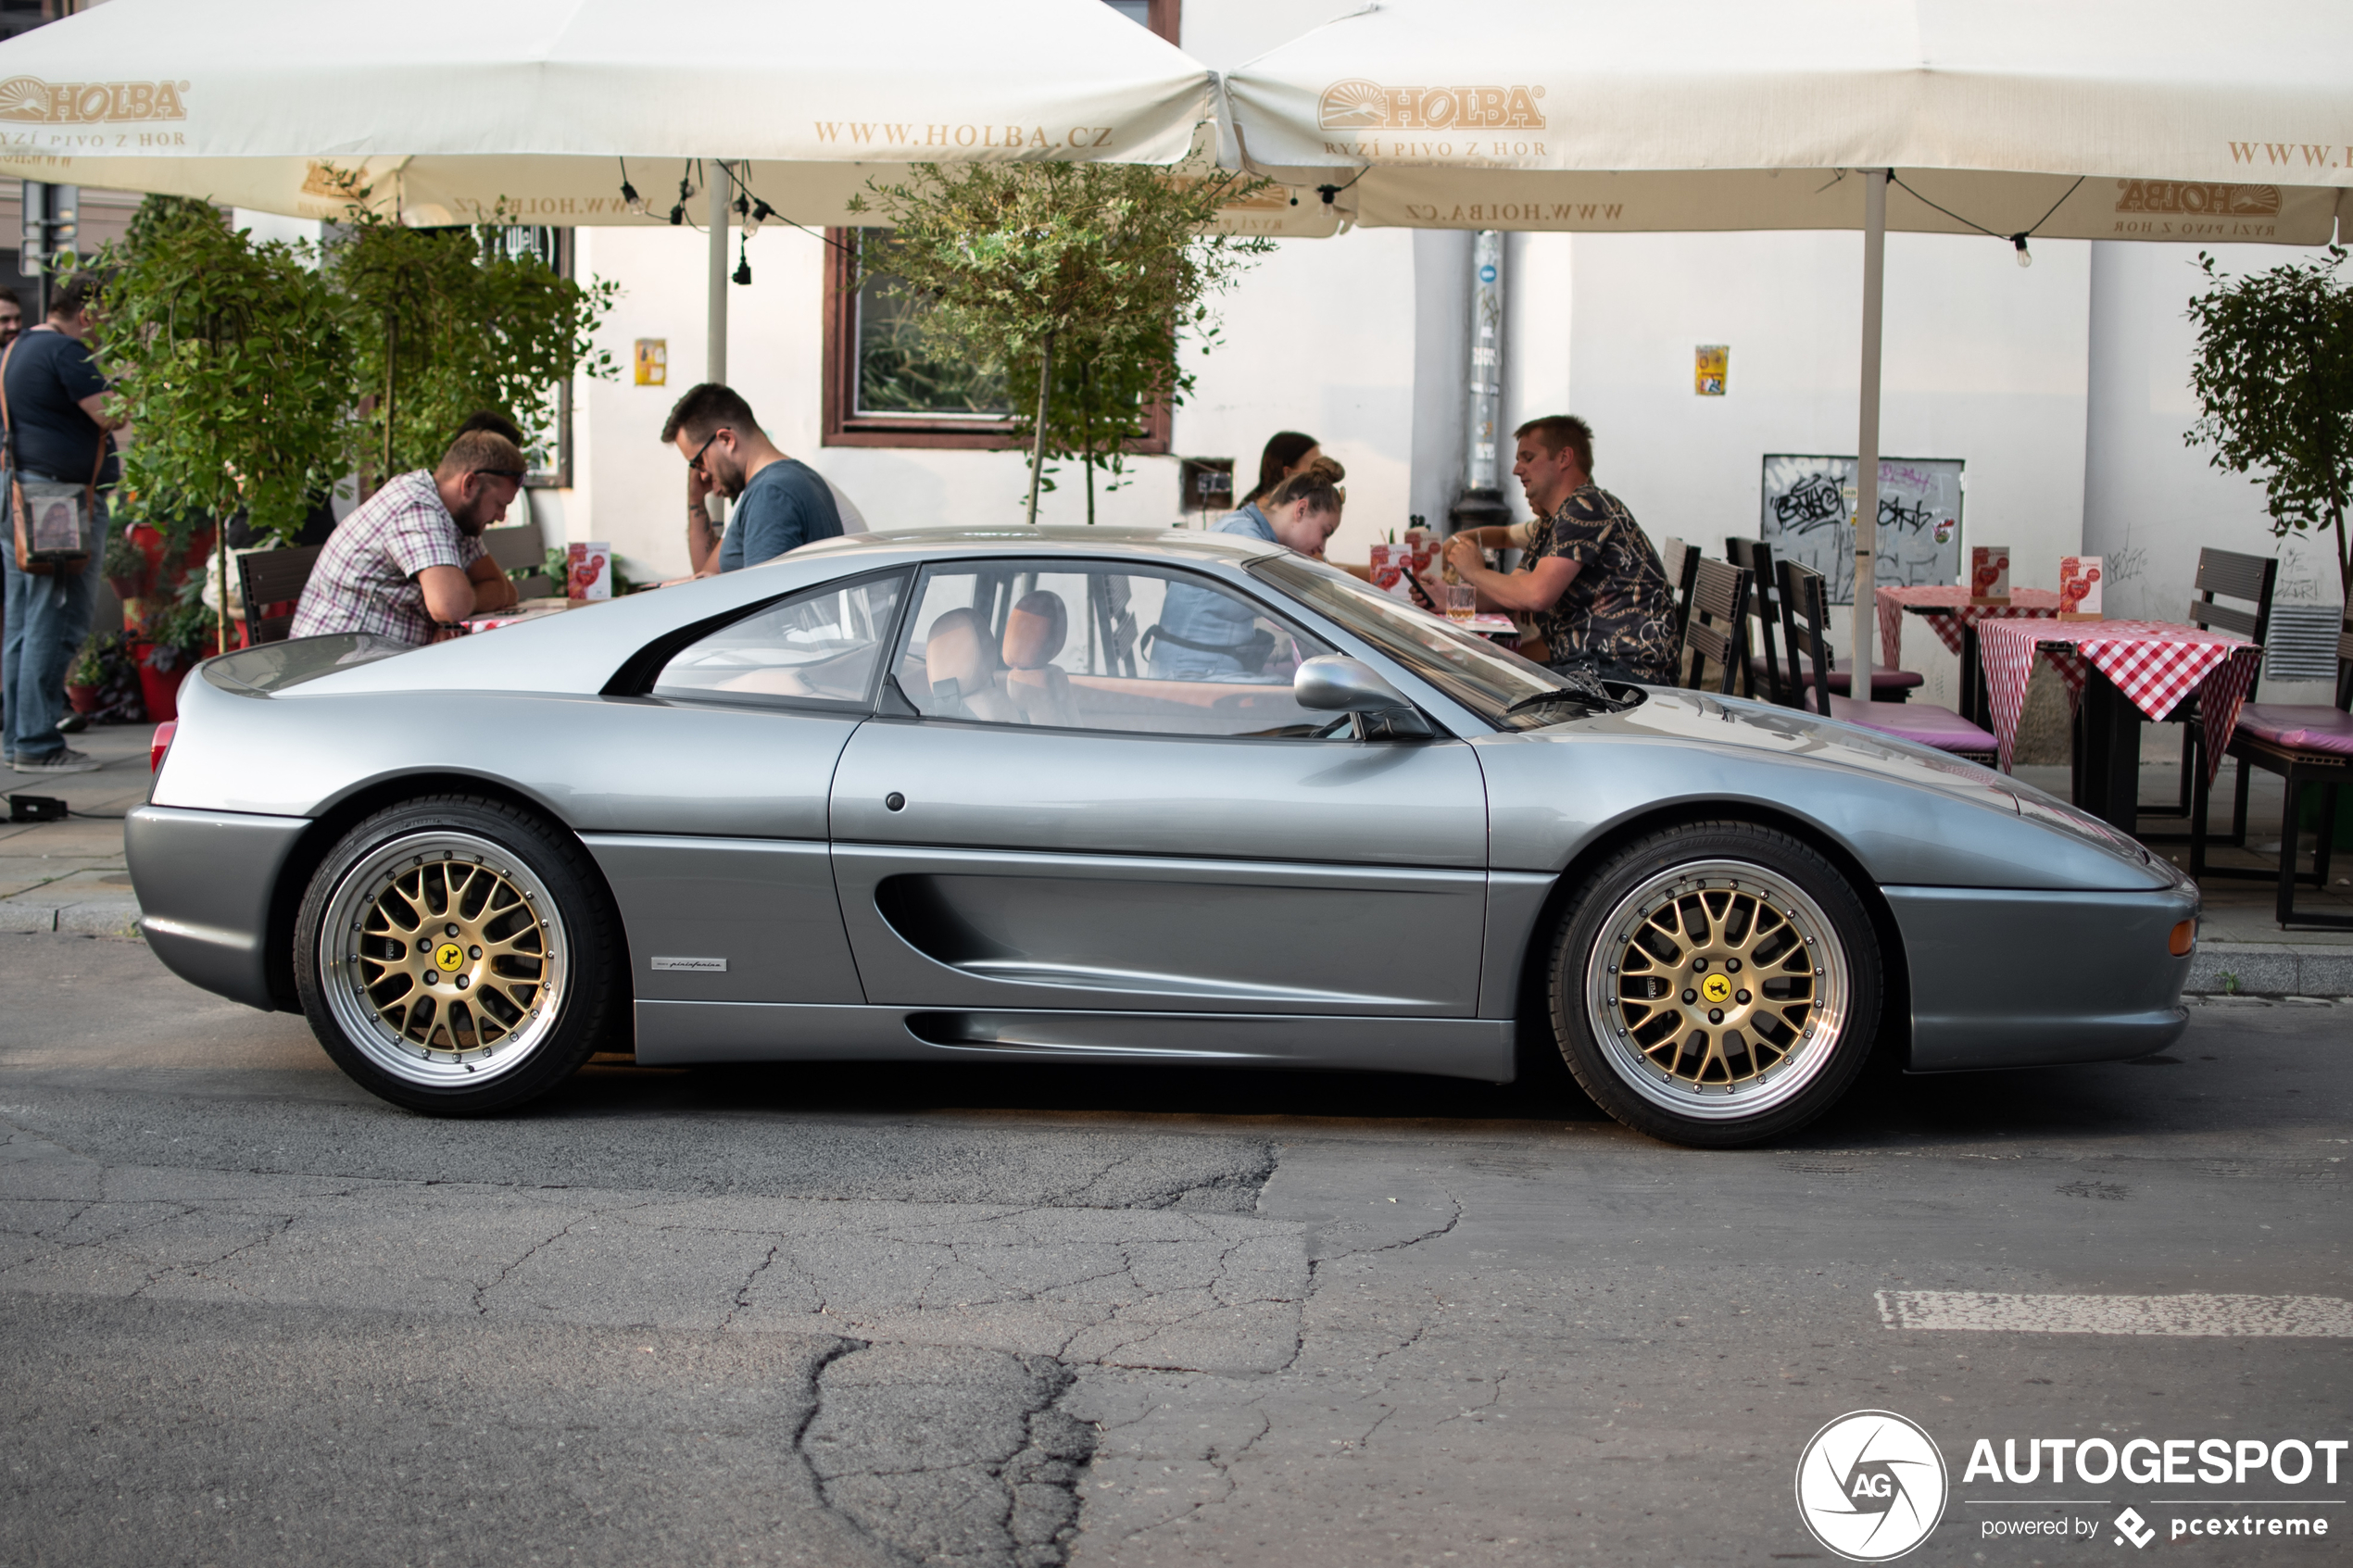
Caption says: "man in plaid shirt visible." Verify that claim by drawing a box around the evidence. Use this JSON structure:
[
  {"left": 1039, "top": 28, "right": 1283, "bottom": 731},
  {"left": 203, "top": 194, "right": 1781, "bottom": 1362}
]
[{"left": 292, "top": 430, "right": 525, "bottom": 645}]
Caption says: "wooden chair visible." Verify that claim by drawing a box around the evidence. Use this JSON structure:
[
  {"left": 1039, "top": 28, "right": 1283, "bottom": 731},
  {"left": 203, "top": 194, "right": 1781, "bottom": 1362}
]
[
  {"left": 1779, "top": 560, "right": 1999, "bottom": 763},
  {"left": 1680, "top": 555, "right": 1751, "bottom": 696},
  {"left": 1725, "top": 536, "right": 1783, "bottom": 701},
  {"left": 233, "top": 545, "right": 323, "bottom": 646},
  {"left": 1734, "top": 536, "right": 1922, "bottom": 703},
  {"left": 2141, "top": 546, "right": 2279, "bottom": 838},
  {"left": 1659, "top": 535, "right": 1703, "bottom": 685},
  {"left": 2189, "top": 602, "right": 2352, "bottom": 927}
]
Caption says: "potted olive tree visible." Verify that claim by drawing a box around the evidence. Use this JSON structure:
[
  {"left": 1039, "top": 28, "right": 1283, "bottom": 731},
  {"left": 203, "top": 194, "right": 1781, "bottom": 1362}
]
[
  {"left": 100, "top": 197, "right": 348, "bottom": 654},
  {"left": 849, "top": 162, "right": 1273, "bottom": 523}
]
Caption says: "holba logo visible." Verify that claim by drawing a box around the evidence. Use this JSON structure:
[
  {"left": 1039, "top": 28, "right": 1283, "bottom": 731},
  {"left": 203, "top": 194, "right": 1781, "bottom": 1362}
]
[{"left": 1795, "top": 1411, "right": 1949, "bottom": 1562}]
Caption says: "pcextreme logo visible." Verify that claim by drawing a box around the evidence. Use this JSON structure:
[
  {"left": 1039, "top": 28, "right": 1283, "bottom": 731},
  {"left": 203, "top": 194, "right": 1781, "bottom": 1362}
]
[
  {"left": 1316, "top": 78, "right": 1544, "bottom": 132},
  {"left": 1795, "top": 1411, "right": 1950, "bottom": 1562},
  {"left": 0, "top": 75, "right": 187, "bottom": 123}
]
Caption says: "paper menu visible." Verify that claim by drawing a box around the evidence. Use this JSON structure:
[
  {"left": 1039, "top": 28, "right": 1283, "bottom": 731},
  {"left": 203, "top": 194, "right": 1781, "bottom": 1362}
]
[
  {"left": 567, "top": 541, "right": 611, "bottom": 601},
  {"left": 1969, "top": 545, "right": 2011, "bottom": 604},
  {"left": 2059, "top": 555, "right": 2103, "bottom": 618}
]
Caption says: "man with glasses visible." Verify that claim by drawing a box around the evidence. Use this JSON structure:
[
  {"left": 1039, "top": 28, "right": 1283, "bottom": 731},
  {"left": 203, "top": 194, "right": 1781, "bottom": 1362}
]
[
  {"left": 661, "top": 382, "right": 841, "bottom": 576},
  {"left": 289, "top": 430, "right": 524, "bottom": 646}
]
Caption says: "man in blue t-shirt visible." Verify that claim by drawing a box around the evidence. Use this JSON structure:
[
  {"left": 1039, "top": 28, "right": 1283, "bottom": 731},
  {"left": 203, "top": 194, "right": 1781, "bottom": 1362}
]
[
  {"left": 4, "top": 272, "right": 123, "bottom": 773},
  {"left": 661, "top": 383, "right": 844, "bottom": 575}
]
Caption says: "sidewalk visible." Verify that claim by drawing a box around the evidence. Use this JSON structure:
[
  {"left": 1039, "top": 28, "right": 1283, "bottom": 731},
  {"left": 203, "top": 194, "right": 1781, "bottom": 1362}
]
[
  {"left": 6, "top": 723, "right": 2347, "bottom": 993},
  {"left": 0, "top": 721, "right": 149, "bottom": 936}
]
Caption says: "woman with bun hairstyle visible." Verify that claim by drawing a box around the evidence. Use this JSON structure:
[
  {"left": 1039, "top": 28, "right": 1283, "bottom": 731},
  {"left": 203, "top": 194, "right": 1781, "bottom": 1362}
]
[{"left": 1151, "top": 457, "right": 1345, "bottom": 678}]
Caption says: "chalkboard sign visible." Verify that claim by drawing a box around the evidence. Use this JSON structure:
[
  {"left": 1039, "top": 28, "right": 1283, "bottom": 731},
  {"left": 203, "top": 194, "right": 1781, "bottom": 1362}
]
[{"left": 1759, "top": 455, "right": 1964, "bottom": 605}]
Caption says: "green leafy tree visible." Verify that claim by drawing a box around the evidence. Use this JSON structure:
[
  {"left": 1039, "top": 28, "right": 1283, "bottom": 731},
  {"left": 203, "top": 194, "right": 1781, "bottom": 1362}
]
[
  {"left": 849, "top": 161, "right": 1273, "bottom": 522},
  {"left": 98, "top": 196, "right": 350, "bottom": 649},
  {"left": 327, "top": 192, "right": 621, "bottom": 482},
  {"left": 2187, "top": 246, "right": 2353, "bottom": 599}
]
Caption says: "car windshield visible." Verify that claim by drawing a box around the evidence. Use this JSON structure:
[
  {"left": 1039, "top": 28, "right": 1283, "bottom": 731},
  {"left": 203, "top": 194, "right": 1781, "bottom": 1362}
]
[{"left": 1252, "top": 553, "right": 1636, "bottom": 730}]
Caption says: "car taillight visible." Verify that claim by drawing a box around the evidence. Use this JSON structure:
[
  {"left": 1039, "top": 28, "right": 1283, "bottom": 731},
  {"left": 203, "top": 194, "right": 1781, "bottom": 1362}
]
[{"left": 150, "top": 721, "right": 177, "bottom": 773}]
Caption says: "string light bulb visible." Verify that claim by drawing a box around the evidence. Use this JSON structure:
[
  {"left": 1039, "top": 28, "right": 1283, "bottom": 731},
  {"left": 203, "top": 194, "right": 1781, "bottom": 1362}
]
[
  {"left": 733, "top": 235, "right": 752, "bottom": 286},
  {"left": 619, "top": 180, "right": 646, "bottom": 218},
  {"left": 2011, "top": 233, "right": 2032, "bottom": 269}
]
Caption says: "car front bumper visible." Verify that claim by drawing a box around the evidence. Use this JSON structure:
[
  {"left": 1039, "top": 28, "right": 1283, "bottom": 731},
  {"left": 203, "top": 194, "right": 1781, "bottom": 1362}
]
[
  {"left": 1888, "top": 884, "right": 2198, "bottom": 1071},
  {"left": 126, "top": 805, "right": 312, "bottom": 1013}
]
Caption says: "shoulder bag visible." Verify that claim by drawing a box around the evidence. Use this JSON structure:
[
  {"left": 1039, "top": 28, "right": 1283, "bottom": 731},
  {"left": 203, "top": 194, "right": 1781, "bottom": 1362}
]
[{"left": 3, "top": 336, "right": 105, "bottom": 577}]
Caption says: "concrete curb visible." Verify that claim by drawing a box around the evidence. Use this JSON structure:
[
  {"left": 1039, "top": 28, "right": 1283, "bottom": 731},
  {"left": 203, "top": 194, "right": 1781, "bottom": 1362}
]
[
  {"left": 0, "top": 895, "right": 143, "bottom": 937},
  {"left": 2187, "top": 941, "right": 2353, "bottom": 997}
]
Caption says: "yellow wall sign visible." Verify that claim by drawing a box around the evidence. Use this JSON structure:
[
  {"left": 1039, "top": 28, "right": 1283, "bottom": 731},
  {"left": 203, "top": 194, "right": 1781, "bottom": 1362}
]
[
  {"left": 634, "top": 338, "right": 668, "bottom": 386},
  {"left": 1694, "top": 344, "right": 1728, "bottom": 396}
]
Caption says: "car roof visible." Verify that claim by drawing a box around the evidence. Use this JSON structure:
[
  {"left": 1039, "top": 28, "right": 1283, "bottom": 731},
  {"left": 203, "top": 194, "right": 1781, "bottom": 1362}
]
[{"left": 792, "top": 525, "right": 1279, "bottom": 567}]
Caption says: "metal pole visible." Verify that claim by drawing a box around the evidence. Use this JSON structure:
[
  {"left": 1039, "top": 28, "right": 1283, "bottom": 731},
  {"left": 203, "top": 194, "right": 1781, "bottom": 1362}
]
[
  {"left": 1448, "top": 231, "right": 1512, "bottom": 533},
  {"left": 707, "top": 161, "right": 730, "bottom": 386},
  {"left": 1851, "top": 169, "right": 1886, "bottom": 692}
]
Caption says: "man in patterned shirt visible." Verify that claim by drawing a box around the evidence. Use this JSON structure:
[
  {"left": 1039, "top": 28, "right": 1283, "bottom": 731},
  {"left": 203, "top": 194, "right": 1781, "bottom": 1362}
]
[
  {"left": 291, "top": 431, "right": 524, "bottom": 645},
  {"left": 1441, "top": 415, "right": 1677, "bottom": 684}
]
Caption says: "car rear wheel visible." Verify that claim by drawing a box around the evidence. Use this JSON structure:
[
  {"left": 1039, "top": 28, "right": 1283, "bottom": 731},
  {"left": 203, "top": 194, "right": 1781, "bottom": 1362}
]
[
  {"left": 1547, "top": 822, "right": 1881, "bottom": 1148},
  {"left": 295, "top": 795, "right": 622, "bottom": 1115}
]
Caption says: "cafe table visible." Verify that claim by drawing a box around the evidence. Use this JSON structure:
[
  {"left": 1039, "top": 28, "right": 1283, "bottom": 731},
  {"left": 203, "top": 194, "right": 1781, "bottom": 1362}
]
[
  {"left": 461, "top": 596, "right": 581, "bottom": 633},
  {"left": 1875, "top": 585, "right": 2062, "bottom": 727},
  {"left": 1976, "top": 617, "right": 2264, "bottom": 836}
]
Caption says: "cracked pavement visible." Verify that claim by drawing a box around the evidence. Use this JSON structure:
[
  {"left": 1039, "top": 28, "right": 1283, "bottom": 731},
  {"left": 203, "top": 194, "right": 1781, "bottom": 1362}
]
[{"left": 4, "top": 934, "right": 2349, "bottom": 1565}]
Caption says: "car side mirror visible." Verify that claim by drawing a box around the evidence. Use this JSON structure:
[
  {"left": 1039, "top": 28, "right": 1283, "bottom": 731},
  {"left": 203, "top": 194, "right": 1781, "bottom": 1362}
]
[
  {"left": 1294, "top": 656, "right": 1433, "bottom": 739},
  {"left": 1295, "top": 655, "right": 1411, "bottom": 712}
]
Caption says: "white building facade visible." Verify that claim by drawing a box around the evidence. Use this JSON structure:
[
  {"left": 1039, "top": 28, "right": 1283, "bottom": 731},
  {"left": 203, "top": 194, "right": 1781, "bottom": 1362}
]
[{"left": 433, "top": 1, "right": 2341, "bottom": 706}]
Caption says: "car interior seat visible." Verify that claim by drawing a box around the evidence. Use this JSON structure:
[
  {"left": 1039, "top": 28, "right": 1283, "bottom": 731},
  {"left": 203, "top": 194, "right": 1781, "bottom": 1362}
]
[
  {"left": 1001, "top": 590, "right": 1080, "bottom": 728},
  {"left": 923, "top": 608, "right": 1018, "bottom": 722}
]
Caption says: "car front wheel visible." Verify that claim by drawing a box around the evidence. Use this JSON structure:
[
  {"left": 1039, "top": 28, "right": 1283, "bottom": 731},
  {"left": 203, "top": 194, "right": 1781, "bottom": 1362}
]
[
  {"left": 1548, "top": 822, "right": 1882, "bottom": 1148},
  {"left": 295, "top": 795, "right": 622, "bottom": 1115}
]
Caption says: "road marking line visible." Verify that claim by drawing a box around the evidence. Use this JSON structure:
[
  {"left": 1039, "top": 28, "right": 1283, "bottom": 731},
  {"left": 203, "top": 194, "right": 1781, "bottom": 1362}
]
[{"left": 1877, "top": 1290, "right": 2353, "bottom": 1336}]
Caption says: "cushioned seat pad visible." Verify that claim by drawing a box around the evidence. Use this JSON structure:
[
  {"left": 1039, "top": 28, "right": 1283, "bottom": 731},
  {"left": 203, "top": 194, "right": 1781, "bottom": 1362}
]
[
  {"left": 1756, "top": 655, "right": 1923, "bottom": 695},
  {"left": 1806, "top": 691, "right": 1999, "bottom": 751},
  {"left": 2233, "top": 703, "right": 2353, "bottom": 756}
]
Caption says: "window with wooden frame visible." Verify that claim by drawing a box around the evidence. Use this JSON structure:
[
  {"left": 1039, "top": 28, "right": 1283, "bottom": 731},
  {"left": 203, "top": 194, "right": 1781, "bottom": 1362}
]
[{"left": 820, "top": 0, "right": 1179, "bottom": 452}]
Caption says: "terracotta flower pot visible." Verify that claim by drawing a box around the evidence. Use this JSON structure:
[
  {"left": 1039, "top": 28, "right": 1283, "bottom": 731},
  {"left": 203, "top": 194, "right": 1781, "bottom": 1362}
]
[
  {"left": 136, "top": 659, "right": 184, "bottom": 724},
  {"left": 66, "top": 683, "right": 100, "bottom": 715}
]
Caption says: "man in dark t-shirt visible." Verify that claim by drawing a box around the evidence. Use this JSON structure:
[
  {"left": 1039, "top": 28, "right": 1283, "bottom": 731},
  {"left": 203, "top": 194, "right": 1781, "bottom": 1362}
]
[
  {"left": 1441, "top": 414, "right": 1676, "bottom": 684},
  {"left": 659, "top": 382, "right": 844, "bottom": 575},
  {"left": 3, "top": 272, "right": 122, "bottom": 772}
]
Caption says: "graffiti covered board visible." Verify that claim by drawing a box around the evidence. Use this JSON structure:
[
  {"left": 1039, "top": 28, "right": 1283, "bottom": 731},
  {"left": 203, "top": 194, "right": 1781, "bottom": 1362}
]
[{"left": 1758, "top": 455, "right": 1964, "bottom": 605}]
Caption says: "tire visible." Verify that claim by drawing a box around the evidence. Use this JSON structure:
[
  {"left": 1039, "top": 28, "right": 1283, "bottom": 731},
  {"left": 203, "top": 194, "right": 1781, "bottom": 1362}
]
[
  {"left": 295, "top": 795, "right": 623, "bottom": 1115},
  {"left": 1546, "top": 821, "right": 1881, "bottom": 1148}
]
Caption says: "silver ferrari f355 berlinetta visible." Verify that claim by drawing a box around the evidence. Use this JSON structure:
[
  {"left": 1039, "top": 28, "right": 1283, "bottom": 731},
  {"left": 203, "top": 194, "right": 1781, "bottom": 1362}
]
[{"left": 127, "top": 528, "right": 2197, "bottom": 1146}]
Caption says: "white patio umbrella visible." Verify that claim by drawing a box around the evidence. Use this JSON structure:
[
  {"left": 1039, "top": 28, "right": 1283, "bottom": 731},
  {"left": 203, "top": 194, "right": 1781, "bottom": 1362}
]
[
  {"left": 0, "top": 0, "right": 1288, "bottom": 383},
  {"left": 1225, "top": 0, "right": 2353, "bottom": 681}
]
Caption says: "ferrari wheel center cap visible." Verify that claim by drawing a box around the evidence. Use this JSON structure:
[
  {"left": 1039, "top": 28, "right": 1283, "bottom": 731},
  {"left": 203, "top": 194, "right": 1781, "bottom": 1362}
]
[
  {"left": 434, "top": 942, "right": 465, "bottom": 972},
  {"left": 1700, "top": 972, "right": 1733, "bottom": 1005}
]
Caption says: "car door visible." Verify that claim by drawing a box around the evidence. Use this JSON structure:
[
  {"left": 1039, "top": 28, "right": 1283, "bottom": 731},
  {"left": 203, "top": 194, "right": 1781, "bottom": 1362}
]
[
  {"left": 578, "top": 571, "right": 904, "bottom": 1046},
  {"left": 828, "top": 558, "right": 1491, "bottom": 1021}
]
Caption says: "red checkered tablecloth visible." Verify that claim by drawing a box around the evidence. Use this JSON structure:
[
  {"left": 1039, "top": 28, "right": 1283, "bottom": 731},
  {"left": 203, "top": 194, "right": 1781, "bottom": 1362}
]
[
  {"left": 1975, "top": 618, "right": 2263, "bottom": 776},
  {"left": 1874, "top": 585, "right": 2063, "bottom": 670}
]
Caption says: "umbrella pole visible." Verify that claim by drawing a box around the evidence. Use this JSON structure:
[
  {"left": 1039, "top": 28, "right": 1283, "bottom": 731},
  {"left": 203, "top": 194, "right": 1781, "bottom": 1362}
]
[
  {"left": 1850, "top": 169, "right": 1886, "bottom": 693},
  {"left": 708, "top": 161, "right": 730, "bottom": 385}
]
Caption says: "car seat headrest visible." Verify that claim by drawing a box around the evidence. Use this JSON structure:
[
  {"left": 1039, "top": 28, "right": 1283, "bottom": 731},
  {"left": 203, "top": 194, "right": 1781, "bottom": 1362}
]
[{"left": 1002, "top": 590, "right": 1068, "bottom": 671}]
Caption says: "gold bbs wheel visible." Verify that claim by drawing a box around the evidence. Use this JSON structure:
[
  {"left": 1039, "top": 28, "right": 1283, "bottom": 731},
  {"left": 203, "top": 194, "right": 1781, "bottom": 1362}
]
[
  {"left": 319, "top": 832, "right": 566, "bottom": 1088},
  {"left": 1584, "top": 858, "right": 1851, "bottom": 1123}
]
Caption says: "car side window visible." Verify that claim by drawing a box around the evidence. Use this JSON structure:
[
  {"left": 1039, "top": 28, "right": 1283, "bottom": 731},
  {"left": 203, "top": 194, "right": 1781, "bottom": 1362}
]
[
  {"left": 892, "top": 561, "right": 1344, "bottom": 739},
  {"left": 653, "top": 572, "right": 905, "bottom": 710}
]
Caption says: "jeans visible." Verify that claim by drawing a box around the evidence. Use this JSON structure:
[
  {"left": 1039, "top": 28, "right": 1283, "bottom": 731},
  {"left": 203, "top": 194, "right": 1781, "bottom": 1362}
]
[{"left": 2, "top": 490, "right": 107, "bottom": 762}]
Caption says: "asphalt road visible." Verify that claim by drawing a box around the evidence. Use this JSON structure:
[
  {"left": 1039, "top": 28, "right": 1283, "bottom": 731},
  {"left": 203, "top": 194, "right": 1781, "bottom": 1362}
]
[{"left": 2, "top": 931, "right": 2347, "bottom": 1568}]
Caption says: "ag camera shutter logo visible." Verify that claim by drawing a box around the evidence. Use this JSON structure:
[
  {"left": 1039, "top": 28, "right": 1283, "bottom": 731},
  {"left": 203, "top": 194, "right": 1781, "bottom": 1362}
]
[{"left": 1795, "top": 1410, "right": 1949, "bottom": 1561}]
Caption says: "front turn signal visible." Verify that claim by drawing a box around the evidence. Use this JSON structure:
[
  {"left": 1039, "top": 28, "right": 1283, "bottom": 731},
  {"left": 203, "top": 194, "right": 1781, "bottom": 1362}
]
[{"left": 2169, "top": 920, "right": 2196, "bottom": 958}]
